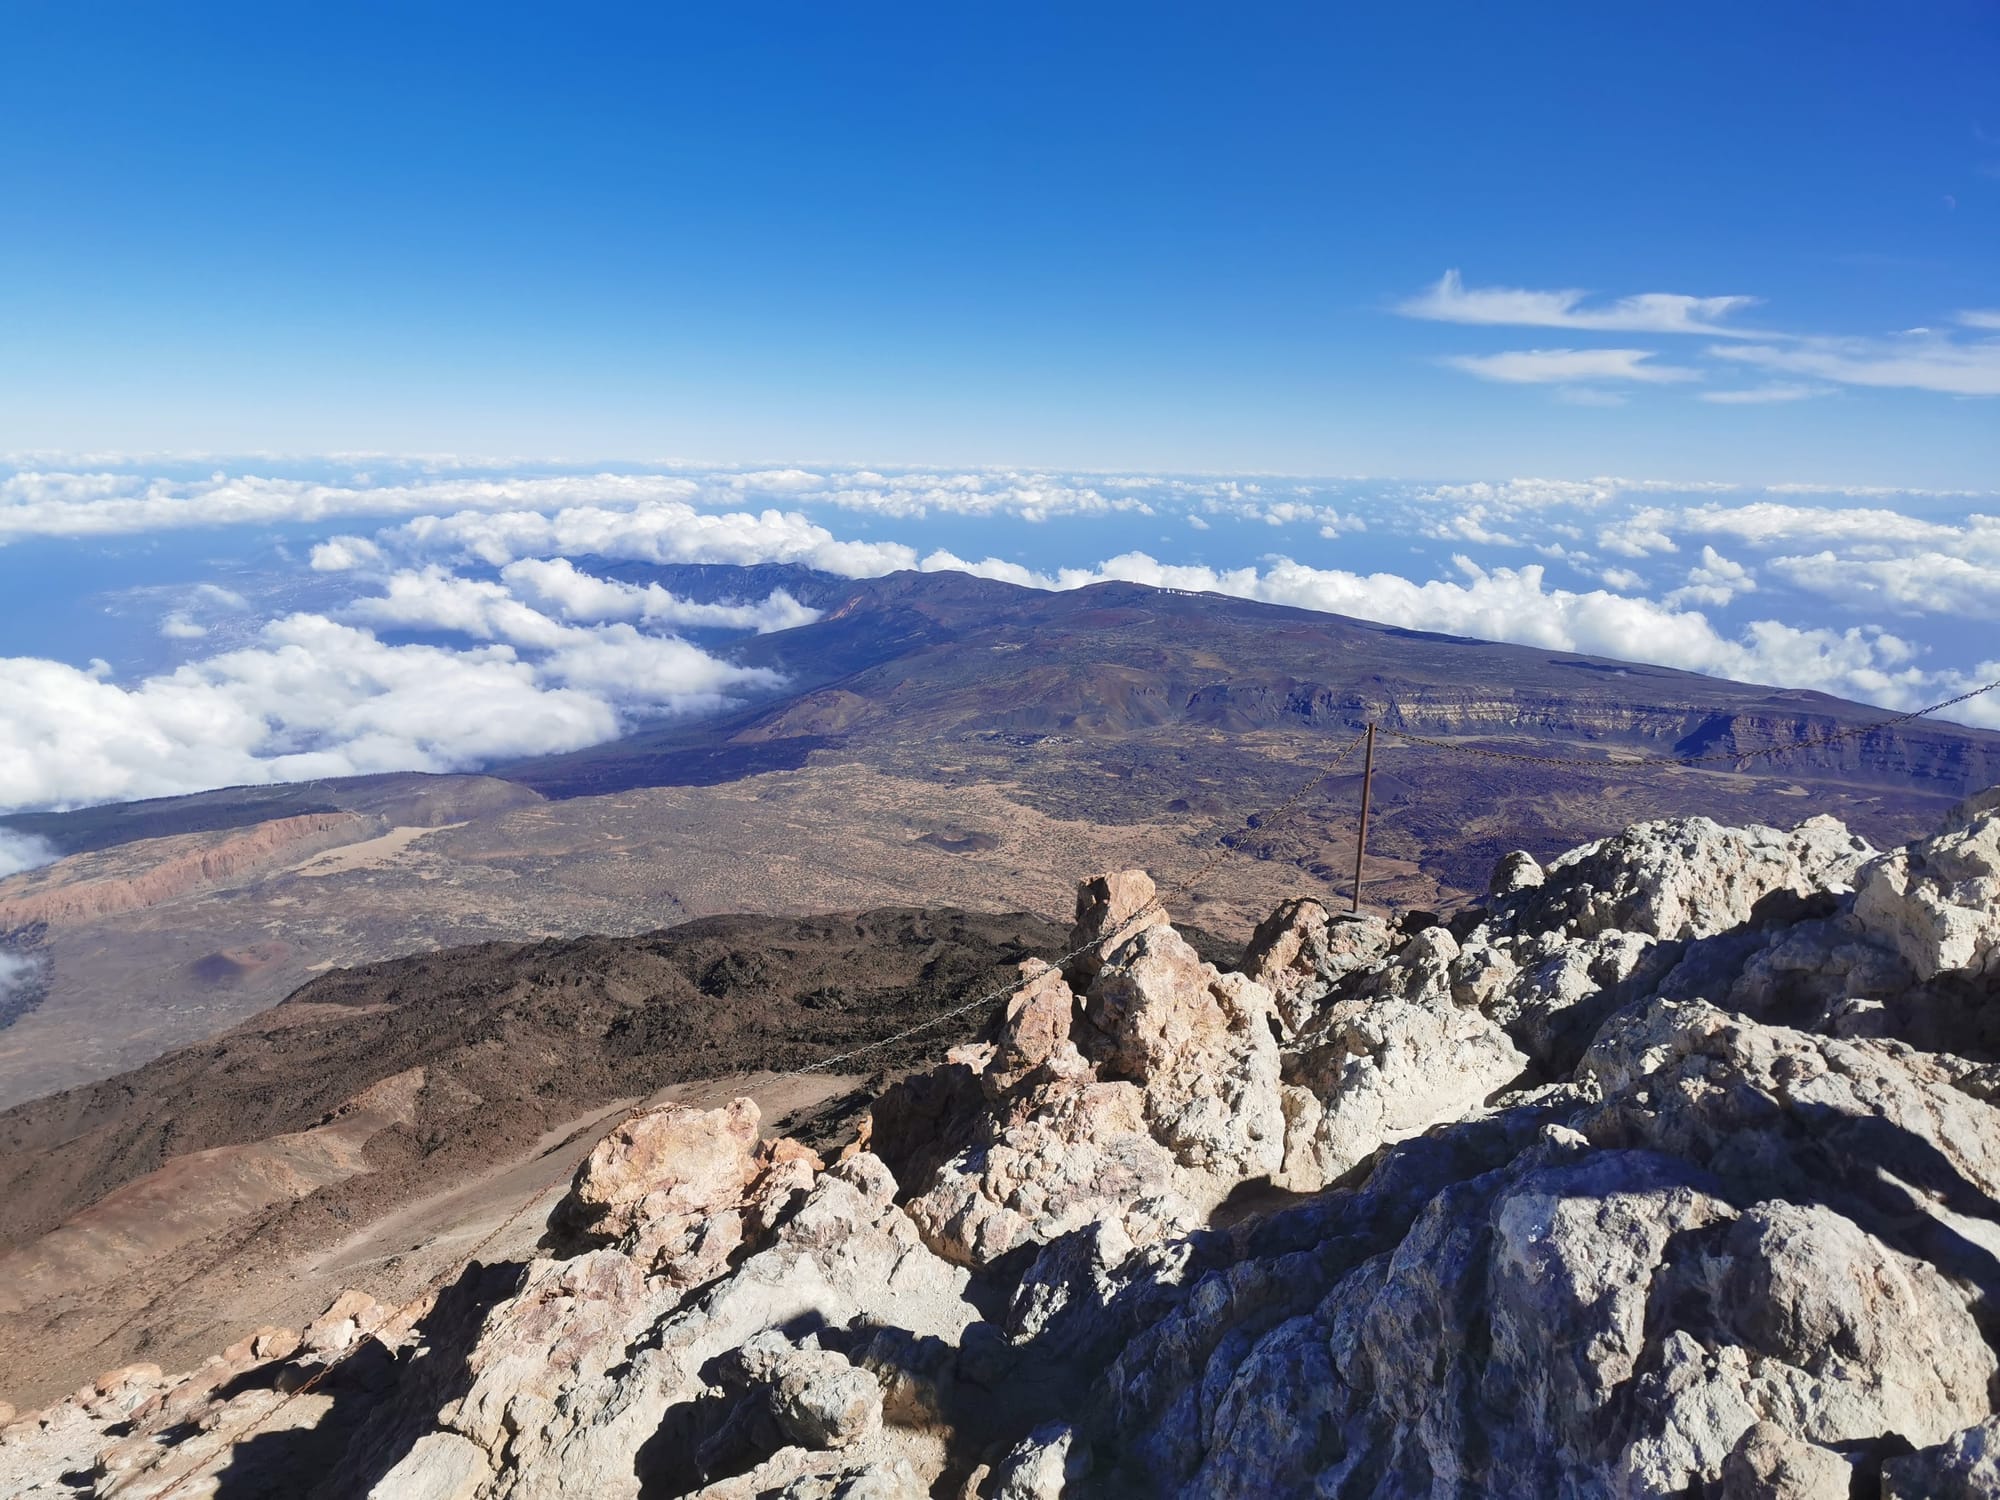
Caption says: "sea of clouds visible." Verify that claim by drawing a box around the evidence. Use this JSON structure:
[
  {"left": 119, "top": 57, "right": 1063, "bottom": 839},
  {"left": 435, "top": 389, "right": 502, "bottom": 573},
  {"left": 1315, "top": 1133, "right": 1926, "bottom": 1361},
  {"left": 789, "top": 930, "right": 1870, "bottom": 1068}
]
[{"left": 0, "top": 459, "right": 1995, "bottom": 815}]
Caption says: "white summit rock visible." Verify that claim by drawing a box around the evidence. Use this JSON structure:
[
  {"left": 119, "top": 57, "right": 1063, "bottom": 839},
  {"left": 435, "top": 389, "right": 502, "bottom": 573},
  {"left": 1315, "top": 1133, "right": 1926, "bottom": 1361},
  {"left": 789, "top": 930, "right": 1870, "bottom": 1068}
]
[{"left": 9, "top": 792, "right": 2000, "bottom": 1498}]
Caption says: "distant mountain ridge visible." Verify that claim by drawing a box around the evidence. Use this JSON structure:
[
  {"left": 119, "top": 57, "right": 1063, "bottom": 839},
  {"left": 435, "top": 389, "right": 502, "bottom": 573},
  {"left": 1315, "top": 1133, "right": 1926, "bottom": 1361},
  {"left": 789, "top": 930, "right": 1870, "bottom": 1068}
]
[
  {"left": 10, "top": 566, "right": 1995, "bottom": 855},
  {"left": 507, "top": 565, "right": 2000, "bottom": 800},
  {"left": 2, "top": 565, "right": 1995, "bottom": 1114}
]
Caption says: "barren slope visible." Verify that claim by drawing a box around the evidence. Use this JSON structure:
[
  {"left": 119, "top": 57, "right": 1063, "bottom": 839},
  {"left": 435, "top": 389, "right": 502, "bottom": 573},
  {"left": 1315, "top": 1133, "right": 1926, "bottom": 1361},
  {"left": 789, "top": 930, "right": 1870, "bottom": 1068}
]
[
  {"left": 0, "top": 906, "right": 1072, "bottom": 1407},
  {"left": 4, "top": 567, "right": 1995, "bottom": 1110}
]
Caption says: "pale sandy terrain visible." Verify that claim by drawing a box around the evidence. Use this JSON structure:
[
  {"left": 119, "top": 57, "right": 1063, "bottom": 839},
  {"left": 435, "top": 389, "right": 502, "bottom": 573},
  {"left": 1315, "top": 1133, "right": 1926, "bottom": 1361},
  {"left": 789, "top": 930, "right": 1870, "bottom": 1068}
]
[{"left": 0, "top": 759, "right": 1383, "bottom": 1108}]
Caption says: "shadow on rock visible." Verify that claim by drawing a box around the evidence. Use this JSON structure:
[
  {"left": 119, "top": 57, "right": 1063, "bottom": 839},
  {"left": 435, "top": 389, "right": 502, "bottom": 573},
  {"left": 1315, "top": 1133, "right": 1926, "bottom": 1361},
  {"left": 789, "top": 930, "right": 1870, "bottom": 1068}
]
[{"left": 205, "top": 1260, "right": 523, "bottom": 1500}]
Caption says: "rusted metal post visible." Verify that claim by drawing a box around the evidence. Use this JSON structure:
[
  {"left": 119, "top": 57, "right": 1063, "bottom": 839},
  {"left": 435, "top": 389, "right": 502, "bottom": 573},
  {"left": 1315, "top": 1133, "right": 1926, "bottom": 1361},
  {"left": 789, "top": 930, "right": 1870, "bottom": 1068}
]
[{"left": 1351, "top": 722, "right": 1376, "bottom": 913}]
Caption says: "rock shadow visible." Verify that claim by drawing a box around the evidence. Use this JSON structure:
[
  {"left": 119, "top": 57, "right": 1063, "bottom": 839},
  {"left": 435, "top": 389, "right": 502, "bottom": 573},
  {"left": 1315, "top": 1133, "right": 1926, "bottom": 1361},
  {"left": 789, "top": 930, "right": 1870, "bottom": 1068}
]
[
  {"left": 203, "top": 1259, "right": 523, "bottom": 1500},
  {"left": 633, "top": 1310, "right": 836, "bottom": 1497}
]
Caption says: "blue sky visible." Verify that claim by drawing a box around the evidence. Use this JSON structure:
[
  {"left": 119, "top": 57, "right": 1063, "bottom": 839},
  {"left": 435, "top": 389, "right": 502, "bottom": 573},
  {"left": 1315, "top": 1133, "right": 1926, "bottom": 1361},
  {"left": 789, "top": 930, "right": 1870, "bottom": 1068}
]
[
  {"left": 2, "top": 3, "right": 1996, "bottom": 480},
  {"left": 1, "top": 7, "right": 1998, "bottom": 821}
]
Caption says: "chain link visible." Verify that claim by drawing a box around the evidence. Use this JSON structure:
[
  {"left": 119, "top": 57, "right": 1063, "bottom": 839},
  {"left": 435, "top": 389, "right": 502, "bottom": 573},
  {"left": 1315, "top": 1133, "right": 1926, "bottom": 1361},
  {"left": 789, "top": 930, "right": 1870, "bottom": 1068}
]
[
  {"left": 102, "top": 658, "right": 2000, "bottom": 1494},
  {"left": 149, "top": 728, "right": 1373, "bottom": 1496}
]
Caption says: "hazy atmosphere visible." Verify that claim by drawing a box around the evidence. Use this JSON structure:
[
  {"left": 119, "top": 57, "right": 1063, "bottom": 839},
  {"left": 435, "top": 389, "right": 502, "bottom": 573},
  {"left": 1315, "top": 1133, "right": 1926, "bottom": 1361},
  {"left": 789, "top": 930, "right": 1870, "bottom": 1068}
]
[
  {"left": 4, "top": 5, "right": 1996, "bottom": 818},
  {"left": 6, "top": 8, "right": 2000, "bottom": 1498}
]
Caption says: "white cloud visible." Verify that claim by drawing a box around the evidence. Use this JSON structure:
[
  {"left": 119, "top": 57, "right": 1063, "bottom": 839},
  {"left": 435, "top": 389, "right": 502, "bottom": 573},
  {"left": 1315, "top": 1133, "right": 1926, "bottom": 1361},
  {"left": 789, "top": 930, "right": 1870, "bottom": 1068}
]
[
  {"left": 1763, "top": 482, "right": 1989, "bottom": 499},
  {"left": 1423, "top": 506, "right": 1521, "bottom": 547},
  {"left": 0, "top": 470, "right": 706, "bottom": 545},
  {"left": 159, "top": 612, "right": 209, "bottom": 640},
  {"left": 1599, "top": 567, "right": 1645, "bottom": 590},
  {"left": 499, "top": 558, "right": 820, "bottom": 633},
  {"left": 0, "top": 829, "right": 58, "bottom": 879},
  {"left": 381, "top": 499, "right": 919, "bottom": 577},
  {"left": 344, "top": 567, "right": 572, "bottom": 647},
  {"left": 1442, "top": 349, "right": 1703, "bottom": 385},
  {"left": 1400, "top": 275, "right": 2000, "bottom": 406},
  {"left": 1416, "top": 478, "right": 1633, "bottom": 511},
  {"left": 1769, "top": 550, "right": 2000, "bottom": 620},
  {"left": 685, "top": 467, "right": 1176, "bottom": 523},
  {"left": 1259, "top": 501, "right": 1331, "bottom": 527},
  {"left": 1194, "top": 494, "right": 1364, "bottom": 531},
  {"left": 1711, "top": 329, "right": 2000, "bottom": 397},
  {"left": 1400, "top": 270, "right": 1760, "bottom": 336},
  {"left": 0, "top": 951, "right": 46, "bottom": 1014},
  {"left": 1698, "top": 384, "right": 1825, "bottom": 404},
  {"left": 0, "top": 610, "right": 781, "bottom": 813},
  {"left": 1665, "top": 545, "right": 1758, "bottom": 608},
  {"left": 918, "top": 551, "right": 1044, "bottom": 588},
  {"left": 1597, "top": 509, "right": 1680, "bottom": 558},
  {"left": 310, "top": 535, "right": 385, "bottom": 571},
  {"left": 537, "top": 624, "right": 776, "bottom": 701},
  {"left": 1671, "top": 502, "right": 2000, "bottom": 555}
]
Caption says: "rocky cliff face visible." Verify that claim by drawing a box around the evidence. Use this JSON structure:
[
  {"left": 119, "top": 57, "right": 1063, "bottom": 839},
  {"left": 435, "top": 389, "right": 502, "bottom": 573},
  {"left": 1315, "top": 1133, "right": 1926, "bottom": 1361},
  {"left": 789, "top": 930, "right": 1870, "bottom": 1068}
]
[
  {"left": 0, "top": 813, "right": 373, "bottom": 928},
  {"left": 8, "top": 791, "right": 2000, "bottom": 1498}
]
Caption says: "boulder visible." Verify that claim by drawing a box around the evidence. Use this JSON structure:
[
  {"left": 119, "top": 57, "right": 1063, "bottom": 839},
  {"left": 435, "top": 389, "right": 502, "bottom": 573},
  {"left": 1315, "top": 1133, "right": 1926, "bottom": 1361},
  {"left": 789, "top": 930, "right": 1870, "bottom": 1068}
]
[
  {"left": 550, "top": 1097, "right": 764, "bottom": 1252},
  {"left": 986, "top": 961, "right": 1078, "bottom": 1088},
  {"left": 1240, "top": 898, "right": 1391, "bottom": 1033},
  {"left": 1281, "top": 994, "right": 1525, "bottom": 1188},
  {"left": 1488, "top": 848, "right": 1544, "bottom": 896},
  {"left": 1718, "top": 1423, "right": 1851, "bottom": 1500},
  {"left": 1853, "top": 795, "right": 2000, "bottom": 979},
  {"left": 768, "top": 1348, "right": 884, "bottom": 1450},
  {"left": 1884, "top": 1417, "right": 2000, "bottom": 1499},
  {"left": 901, "top": 1074, "right": 1189, "bottom": 1267},
  {"left": 1501, "top": 813, "right": 1875, "bottom": 941},
  {"left": 1083, "top": 925, "right": 1286, "bottom": 1182},
  {"left": 979, "top": 1422, "right": 1087, "bottom": 1498}
]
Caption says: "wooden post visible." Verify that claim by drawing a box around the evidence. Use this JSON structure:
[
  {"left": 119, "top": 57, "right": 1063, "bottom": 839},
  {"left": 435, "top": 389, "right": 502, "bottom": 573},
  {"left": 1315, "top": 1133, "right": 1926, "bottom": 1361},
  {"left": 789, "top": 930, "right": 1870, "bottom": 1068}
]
[{"left": 1351, "top": 722, "right": 1376, "bottom": 913}]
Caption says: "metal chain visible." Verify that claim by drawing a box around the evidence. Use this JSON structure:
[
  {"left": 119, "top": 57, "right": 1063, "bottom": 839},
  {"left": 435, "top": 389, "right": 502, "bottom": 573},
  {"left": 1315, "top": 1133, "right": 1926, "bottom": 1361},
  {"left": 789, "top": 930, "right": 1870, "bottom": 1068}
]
[
  {"left": 146, "top": 728, "right": 1373, "bottom": 1496},
  {"left": 100, "top": 662, "right": 2000, "bottom": 1493},
  {"left": 779, "top": 726, "right": 1370, "bottom": 1078}
]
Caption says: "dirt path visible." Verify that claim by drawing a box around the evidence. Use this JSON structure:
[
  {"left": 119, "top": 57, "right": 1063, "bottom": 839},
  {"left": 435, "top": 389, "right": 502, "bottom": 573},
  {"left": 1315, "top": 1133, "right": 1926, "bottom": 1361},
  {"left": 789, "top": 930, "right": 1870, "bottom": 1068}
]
[{"left": 311, "top": 1070, "right": 858, "bottom": 1285}]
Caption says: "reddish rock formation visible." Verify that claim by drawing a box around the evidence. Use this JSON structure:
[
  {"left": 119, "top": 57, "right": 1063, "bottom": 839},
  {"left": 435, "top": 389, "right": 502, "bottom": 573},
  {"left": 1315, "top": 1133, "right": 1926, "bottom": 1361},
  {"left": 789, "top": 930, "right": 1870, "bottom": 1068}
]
[{"left": 0, "top": 813, "right": 373, "bottom": 928}]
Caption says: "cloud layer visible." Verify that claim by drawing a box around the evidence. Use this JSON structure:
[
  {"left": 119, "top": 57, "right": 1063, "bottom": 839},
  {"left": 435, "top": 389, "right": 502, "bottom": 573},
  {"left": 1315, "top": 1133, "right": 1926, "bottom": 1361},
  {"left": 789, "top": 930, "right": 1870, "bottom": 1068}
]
[
  {"left": 4, "top": 459, "right": 2000, "bottom": 813},
  {"left": 1405, "top": 271, "right": 2000, "bottom": 402},
  {"left": 0, "top": 597, "right": 785, "bottom": 810},
  {"left": 0, "top": 830, "right": 58, "bottom": 879}
]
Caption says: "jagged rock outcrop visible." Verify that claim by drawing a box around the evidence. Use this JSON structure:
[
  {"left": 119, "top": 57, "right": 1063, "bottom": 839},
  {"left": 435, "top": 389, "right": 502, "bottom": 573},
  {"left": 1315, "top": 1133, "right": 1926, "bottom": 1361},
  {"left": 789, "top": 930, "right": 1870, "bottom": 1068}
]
[
  {"left": 1498, "top": 811, "right": 1876, "bottom": 942},
  {"left": 1241, "top": 897, "right": 1392, "bottom": 1034},
  {"left": 10, "top": 795, "right": 2000, "bottom": 1498},
  {"left": 1853, "top": 786, "right": 2000, "bottom": 979}
]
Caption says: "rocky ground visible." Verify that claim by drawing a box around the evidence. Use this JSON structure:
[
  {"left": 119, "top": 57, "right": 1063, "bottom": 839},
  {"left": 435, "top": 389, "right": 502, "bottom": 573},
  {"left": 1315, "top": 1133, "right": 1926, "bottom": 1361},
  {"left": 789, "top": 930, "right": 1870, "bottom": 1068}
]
[{"left": 6, "top": 787, "right": 2000, "bottom": 1497}]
